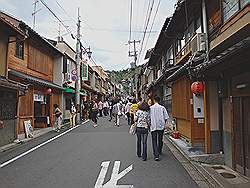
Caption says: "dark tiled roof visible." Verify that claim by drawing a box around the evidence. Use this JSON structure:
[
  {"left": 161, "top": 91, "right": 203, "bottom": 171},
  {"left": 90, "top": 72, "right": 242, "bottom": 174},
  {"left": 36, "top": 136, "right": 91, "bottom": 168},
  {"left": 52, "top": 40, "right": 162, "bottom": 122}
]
[
  {"left": 0, "top": 76, "right": 28, "bottom": 92},
  {"left": 9, "top": 70, "right": 63, "bottom": 90}
]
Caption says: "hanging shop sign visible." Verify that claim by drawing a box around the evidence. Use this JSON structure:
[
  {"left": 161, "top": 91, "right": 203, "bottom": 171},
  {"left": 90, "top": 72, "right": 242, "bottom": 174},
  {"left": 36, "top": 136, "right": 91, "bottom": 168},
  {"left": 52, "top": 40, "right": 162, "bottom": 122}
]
[
  {"left": 82, "top": 63, "right": 89, "bottom": 81},
  {"left": 34, "top": 93, "right": 44, "bottom": 102}
]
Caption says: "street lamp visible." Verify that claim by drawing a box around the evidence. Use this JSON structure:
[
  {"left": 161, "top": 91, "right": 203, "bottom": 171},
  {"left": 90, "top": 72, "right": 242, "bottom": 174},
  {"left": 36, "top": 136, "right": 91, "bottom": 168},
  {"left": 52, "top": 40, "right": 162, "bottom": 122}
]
[{"left": 82, "top": 46, "right": 92, "bottom": 59}]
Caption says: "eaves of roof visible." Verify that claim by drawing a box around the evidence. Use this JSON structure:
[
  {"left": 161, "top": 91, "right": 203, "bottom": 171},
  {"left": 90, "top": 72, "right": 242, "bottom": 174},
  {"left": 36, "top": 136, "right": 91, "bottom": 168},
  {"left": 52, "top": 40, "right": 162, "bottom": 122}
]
[
  {"left": 194, "top": 37, "right": 250, "bottom": 74},
  {"left": 9, "top": 70, "right": 64, "bottom": 90},
  {"left": 19, "top": 21, "right": 64, "bottom": 56},
  {"left": 0, "top": 16, "right": 24, "bottom": 36},
  {"left": 0, "top": 11, "right": 63, "bottom": 57},
  {"left": 0, "top": 77, "right": 28, "bottom": 92},
  {"left": 147, "top": 0, "right": 202, "bottom": 67}
]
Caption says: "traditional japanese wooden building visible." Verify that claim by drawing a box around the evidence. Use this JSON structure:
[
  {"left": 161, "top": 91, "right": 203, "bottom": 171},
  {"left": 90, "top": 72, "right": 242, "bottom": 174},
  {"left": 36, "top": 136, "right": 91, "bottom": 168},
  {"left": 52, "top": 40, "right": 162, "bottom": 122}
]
[
  {"left": 0, "top": 15, "right": 28, "bottom": 146},
  {"left": 0, "top": 11, "right": 64, "bottom": 134}
]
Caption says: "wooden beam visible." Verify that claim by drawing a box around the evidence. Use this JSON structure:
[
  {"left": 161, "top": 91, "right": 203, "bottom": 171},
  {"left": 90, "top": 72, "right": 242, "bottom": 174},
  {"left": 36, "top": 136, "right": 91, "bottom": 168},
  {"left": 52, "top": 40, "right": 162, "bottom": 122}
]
[{"left": 204, "top": 81, "right": 211, "bottom": 153}]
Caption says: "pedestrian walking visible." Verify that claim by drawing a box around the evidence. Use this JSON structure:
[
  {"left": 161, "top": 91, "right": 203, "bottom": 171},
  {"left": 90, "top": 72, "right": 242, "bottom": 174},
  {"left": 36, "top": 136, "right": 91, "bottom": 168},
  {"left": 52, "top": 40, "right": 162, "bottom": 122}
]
[
  {"left": 109, "top": 100, "right": 113, "bottom": 121},
  {"left": 112, "top": 100, "right": 119, "bottom": 126},
  {"left": 149, "top": 96, "right": 169, "bottom": 161},
  {"left": 82, "top": 100, "right": 89, "bottom": 121},
  {"left": 70, "top": 102, "right": 76, "bottom": 127},
  {"left": 147, "top": 98, "right": 153, "bottom": 106},
  {"left": 98, "top": 100, "right": 103, "bottom": 117},
  {"left": 88, "top": 100, "right": 93, "bottom": 120},
  {"left": 103, "top": 100, "right": 109, "bottom": 116},
  {"left": 130, "top": 99, "right": 138, "bottom": 125},
  {"left": 53, "top": 104, "right": 62, "bottom": 132},
  {"left": 116, "top": 101, "right": 123, "bottom": 126},
  {"left": 92, "top": 100, "right": 98, "bottom": 127},
  {"left": 134, "top": 101, "right": 150, "bottom": 161},
  {"left": 125, "top": 99, "right": 132, "bottom": 125},
  {"left": 137, "top": 97, "right": 143, "bottom": 106}
]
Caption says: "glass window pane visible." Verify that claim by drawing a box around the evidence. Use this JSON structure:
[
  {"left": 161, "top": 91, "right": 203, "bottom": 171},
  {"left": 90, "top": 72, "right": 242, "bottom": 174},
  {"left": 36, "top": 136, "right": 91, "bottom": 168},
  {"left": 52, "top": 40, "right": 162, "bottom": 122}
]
[
  {"left": 223, "top": 0, "right": 239, "bottom": 22},
  {"left": 241, "top": 0, "right": 250, "bottom": 7}
]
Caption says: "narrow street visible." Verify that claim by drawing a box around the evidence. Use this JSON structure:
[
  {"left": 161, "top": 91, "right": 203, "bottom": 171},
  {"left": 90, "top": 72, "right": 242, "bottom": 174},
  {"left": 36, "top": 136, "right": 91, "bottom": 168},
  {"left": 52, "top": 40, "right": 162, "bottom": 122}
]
[{"left": 0, "top": 117, "right": 197, "bottom": 188}]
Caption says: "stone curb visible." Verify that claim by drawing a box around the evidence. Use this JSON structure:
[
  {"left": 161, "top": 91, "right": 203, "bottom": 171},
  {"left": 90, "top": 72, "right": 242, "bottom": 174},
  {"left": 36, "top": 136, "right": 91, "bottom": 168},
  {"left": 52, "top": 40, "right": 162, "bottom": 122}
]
[{"left": 164, "top": 134, "right": 224, "bottom": 187}]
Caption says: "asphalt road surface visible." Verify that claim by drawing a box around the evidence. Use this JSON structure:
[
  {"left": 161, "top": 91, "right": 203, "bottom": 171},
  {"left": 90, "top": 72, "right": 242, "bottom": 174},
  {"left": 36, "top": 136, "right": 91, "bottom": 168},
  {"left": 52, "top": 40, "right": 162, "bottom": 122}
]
[{"left": 0, "top": 116, "right": 198, "bottom": 188}]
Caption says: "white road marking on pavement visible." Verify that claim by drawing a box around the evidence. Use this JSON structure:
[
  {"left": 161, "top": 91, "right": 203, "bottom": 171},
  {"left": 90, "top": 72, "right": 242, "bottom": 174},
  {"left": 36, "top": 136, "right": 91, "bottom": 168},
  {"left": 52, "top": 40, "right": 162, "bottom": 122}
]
[
  {"left": 94, "top": 161, "right": 134, "bottom": 188},
  {"left": 94, "top": 161, "right": 110, "bottom": 188},
  {"left": 0, "top": 120, "right": 89, "bottom": 168}
]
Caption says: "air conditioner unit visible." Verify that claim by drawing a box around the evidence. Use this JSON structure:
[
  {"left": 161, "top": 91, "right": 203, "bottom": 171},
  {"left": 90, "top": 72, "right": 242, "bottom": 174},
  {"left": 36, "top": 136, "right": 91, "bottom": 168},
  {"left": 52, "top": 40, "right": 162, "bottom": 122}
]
[{"left": 191, "top": 33, "right": 207, "bottom": 53}]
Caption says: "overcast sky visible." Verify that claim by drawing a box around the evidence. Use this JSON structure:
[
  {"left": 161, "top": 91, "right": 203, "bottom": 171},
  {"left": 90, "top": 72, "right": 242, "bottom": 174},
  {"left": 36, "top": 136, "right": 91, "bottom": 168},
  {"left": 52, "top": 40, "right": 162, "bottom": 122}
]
[{"left": 0, "top": 0, "right": 176, "bottom": 70}]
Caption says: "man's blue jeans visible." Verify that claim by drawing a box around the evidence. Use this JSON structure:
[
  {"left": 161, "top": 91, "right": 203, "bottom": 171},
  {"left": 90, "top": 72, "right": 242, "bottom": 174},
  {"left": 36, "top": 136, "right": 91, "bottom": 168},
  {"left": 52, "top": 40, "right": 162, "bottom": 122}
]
[{"left": 151, "top": 130, "right": 164, "bottom": 158}]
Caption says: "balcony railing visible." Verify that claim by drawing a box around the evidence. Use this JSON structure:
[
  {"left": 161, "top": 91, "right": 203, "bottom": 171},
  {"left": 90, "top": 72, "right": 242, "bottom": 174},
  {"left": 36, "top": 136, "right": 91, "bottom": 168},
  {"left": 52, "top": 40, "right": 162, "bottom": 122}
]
[
  {"left": 175, "top": 39, "right": 192, "bottom": 65},
  {"left": 223, "top": 0, "right": 250, "bottom": 22}
]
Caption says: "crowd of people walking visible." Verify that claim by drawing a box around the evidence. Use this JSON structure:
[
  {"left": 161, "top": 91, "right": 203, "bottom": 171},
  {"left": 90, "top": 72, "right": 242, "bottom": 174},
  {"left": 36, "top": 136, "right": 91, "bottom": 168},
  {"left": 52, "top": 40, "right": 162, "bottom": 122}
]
[{"left": 53, "top": 95, "right": 169, "bottom": 162}]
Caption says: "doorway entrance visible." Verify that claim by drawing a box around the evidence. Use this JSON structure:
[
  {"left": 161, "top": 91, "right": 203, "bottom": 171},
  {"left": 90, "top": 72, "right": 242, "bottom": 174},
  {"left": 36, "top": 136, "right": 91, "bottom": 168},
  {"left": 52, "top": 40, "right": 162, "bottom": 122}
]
[{"left": 233, "top": 96, "right": 250, "bottom": 177}]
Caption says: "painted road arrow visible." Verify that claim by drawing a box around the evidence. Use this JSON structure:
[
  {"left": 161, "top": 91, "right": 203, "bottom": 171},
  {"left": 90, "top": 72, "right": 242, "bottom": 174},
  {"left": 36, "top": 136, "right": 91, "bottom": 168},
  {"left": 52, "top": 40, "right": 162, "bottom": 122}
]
[{"left": 94, "top": 161, "right": 134, "bottom": 188}]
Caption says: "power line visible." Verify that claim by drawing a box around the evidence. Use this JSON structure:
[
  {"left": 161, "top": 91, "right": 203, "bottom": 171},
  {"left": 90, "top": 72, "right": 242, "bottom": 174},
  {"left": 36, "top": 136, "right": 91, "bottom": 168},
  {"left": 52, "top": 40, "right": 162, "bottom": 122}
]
[
  {"left": 141, "top": 0, "right": 151, "bottom": 36},
  {"left": 82, "top": 27, "right": 158, "bottom": 33},
  {"left": 140, "top": 0, "right": 161, "bottom": 63},
  {"left": 39, "top": 0, "right": 71, "bottom": 34},
  {"left": 137, "top": 0, "right": 155, "bottom": 64},
  {"left": 40, "top": 0, "right": 102, "bottom": 70},
  {"left": 55, "top": 0, "right": 76, "bottom": 23},
  {"left": 124, "top": 0, "right": 150, "bottom": 70},
  {"left": 129, "top": 0, "right": 133, "bottom": 42}
]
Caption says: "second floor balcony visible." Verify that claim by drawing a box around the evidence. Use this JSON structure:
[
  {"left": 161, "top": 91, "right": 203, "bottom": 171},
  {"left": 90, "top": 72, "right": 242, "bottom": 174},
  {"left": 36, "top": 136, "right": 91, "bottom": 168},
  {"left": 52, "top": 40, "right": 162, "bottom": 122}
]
[{"left": 176, "top": 33, "right": 207, "bottom": 65}]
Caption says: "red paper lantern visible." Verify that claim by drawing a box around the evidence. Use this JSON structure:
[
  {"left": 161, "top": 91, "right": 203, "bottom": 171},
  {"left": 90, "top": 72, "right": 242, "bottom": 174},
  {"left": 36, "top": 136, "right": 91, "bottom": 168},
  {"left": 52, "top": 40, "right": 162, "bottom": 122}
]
[
  {"left": 46, "top": 88, "right": 52, "bottom": 94},
  {"left": 191, "top": 81, "right": 204, "bottom": 95}
]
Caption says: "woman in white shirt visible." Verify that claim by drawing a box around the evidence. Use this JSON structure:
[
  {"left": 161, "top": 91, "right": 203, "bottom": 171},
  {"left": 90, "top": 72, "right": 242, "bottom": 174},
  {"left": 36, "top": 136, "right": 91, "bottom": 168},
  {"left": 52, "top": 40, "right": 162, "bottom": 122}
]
[{"left": 134, "top": 101, "right": 150, "bottom": 161}]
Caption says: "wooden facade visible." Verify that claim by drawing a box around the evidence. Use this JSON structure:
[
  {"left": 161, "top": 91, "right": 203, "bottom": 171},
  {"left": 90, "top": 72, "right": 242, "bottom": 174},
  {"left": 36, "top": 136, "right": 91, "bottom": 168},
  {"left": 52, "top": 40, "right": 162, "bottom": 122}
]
[
  {"left": 203, "top": 1, "right": 250, "bottom": 177},
  {"left": 0, "top": 17, "right": 28, "bottom": 145},
  {"left": 7, "top": 34, "right": 62, "bottom": 133},
  {"left": 8, "top": 37, "right": 53, "bottom": 82},
  {"left": 172, "top": 76, "right": 205, "bottom": 146}
]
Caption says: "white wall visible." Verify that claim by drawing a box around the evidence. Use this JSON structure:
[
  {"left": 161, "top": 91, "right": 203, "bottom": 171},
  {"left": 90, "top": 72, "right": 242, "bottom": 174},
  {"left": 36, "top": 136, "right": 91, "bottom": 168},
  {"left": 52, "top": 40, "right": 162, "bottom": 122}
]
[
  {"left": 208, "top": 81, "right": 219, "bottom": 131},
  {"left": 53, "top": 57, "right": 63, "bottom": 86}
]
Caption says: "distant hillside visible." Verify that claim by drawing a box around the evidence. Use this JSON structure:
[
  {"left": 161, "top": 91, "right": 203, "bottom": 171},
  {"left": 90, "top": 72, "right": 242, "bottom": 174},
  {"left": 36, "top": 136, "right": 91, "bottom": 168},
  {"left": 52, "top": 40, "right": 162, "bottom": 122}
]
[
  {"left": 106, "top": 66, "right": 141, "bottom": 83},
  {"left": 106, "top": 66, "right": 142, "bottom": 95}
]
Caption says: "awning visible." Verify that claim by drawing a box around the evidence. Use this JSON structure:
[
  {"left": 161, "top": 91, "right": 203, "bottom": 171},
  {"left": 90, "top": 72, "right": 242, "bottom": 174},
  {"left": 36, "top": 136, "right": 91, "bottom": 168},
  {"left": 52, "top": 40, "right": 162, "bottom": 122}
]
[
  {"left": 64, "top": 88, "right": 75, "bottom": 93},
  {"left": 9, "top": 70, "right": 64, "bottom": 90},
  {"left": 0, "top": 77, "right": 28, "bottom": 93},
  {"left": 165, "top": 62, "right": 189, "bottom": 82},
  {"left": 193, "top": 37, "right": 250, "bottom": 74}
]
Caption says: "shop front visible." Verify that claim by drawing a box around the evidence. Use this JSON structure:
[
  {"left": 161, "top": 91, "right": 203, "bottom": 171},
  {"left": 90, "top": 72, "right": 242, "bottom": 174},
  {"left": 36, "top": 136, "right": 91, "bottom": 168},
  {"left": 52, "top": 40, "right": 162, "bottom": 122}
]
[
  {"left": 9, "top": 70, "right": 63, "bottom": 133},
  {"left": 33, "top": 90, "right": 51, "bottom": 128},
  {"left": 63, "top": 87, "right": 75, "bottom": 123},
  {"left": 0, "top": 77, "right": 27, "bottom": 146}
]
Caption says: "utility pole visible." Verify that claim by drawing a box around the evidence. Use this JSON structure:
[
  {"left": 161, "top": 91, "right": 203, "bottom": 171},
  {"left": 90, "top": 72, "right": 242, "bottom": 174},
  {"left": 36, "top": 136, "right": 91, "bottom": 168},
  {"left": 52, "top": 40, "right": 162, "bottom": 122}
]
[
  {"left": 32, "top": 0, "right": 41, "bottom": 30},
  {"left": 75, "top": 8, "right": 81, "bottom": 124},
  {"left": 128, "top": 40, "right": 140, "bottom": 98},
  {"left": 128, "top": 40, "right": 140, "bottom": 68}
]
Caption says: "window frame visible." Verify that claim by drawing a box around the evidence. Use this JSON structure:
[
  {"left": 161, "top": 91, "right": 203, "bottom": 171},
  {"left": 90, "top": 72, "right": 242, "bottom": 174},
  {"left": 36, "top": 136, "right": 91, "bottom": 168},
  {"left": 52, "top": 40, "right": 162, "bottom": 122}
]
[
  {"left": 222, "top": 0, "right": 250, "bottom": 23},
  {"left": 15, "top": 39, "right": 24, "bottom": 60}
]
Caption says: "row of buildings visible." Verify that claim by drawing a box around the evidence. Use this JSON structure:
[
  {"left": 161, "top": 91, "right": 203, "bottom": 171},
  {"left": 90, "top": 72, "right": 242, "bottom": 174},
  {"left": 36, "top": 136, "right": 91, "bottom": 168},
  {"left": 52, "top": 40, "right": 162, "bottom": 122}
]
[
  {"left": 137, "top": 0, "right": 250, "bottom": 177},
  {"left": 0, "top": 11, "right": 121, "bottom": 147}
]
